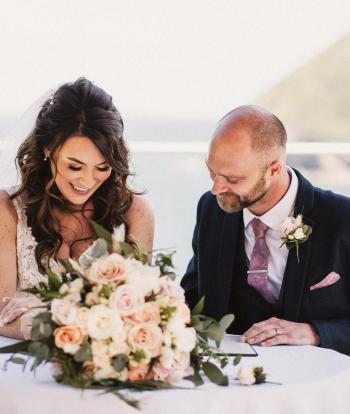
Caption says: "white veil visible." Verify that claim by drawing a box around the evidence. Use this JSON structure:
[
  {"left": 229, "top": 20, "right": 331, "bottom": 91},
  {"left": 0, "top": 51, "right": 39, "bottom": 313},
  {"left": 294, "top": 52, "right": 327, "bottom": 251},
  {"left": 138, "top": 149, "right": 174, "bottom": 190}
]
[{"left": 0, "top": 89, "right": 55, "bottom": 188}]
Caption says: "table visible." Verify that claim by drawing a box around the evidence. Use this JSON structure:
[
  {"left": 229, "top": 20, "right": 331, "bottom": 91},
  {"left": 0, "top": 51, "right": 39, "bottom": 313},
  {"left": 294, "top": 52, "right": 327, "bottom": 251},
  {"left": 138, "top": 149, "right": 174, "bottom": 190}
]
[{"left": 1, "top": 335, "right": 350, "bottom": 414}]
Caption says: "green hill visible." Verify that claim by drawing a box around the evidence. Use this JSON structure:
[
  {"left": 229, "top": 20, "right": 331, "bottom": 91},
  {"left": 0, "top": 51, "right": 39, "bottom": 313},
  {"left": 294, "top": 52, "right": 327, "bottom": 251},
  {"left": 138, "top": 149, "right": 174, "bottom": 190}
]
[{"left": 255, "top": 33, "right": 350, "bottom": 142}]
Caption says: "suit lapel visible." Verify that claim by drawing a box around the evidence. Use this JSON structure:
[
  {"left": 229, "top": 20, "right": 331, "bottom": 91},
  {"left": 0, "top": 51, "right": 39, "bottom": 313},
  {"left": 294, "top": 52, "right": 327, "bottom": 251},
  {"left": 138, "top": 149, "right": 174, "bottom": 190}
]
[
  {"left": 280, "top": 170, "right": 315, "bottom": 321},
  {"left": 212, "top": 211, "right": 242, "bottom": 318}
]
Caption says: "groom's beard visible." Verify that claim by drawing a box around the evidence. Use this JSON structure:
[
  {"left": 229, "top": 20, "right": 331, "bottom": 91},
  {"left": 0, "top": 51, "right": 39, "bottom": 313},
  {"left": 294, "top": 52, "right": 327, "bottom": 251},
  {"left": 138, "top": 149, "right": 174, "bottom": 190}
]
[{"left": 216, "top": 174, "right": 269, "bottom": 213}]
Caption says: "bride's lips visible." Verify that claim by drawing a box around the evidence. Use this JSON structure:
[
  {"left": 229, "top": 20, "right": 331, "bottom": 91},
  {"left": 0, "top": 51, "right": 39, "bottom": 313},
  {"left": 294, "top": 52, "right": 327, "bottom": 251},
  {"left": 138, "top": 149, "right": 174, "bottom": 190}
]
[{"left": 69, "top": 182, "right": 93, "bottom": 196}]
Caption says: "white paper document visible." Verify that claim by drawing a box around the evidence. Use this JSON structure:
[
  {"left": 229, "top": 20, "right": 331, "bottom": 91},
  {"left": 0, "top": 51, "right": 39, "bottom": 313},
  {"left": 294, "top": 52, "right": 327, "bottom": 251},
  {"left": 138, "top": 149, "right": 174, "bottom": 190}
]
[{"left": 215, "top": 334, "right": 257, "bottom": 356}]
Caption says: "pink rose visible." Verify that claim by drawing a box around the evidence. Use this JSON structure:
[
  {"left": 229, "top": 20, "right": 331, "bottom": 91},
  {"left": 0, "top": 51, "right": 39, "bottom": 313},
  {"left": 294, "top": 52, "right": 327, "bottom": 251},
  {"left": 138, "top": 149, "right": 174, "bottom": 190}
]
[
  {"left": 128, "top": 364, "right": 150, "bottom": 381},
  {"left": 126, "top": 302, "right": 161, "bottom": 325},
  {"left": 109, "top": 284, "right": 144, "bottom": 317},
  {"left": 128, "top": 322, "right": 163, "bottom": 357},
  {"left": 86, "top": 253, "right": 127, "bottom": 285},
  {"left": 280, "top": 215, "right": 302, "bottom": 235}
]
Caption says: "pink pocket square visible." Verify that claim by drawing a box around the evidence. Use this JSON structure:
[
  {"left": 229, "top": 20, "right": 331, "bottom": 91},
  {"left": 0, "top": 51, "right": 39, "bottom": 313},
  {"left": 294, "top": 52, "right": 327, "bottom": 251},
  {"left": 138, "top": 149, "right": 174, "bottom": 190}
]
[{"left": 310, "top": 272, "right": 341, "bottom": 291}]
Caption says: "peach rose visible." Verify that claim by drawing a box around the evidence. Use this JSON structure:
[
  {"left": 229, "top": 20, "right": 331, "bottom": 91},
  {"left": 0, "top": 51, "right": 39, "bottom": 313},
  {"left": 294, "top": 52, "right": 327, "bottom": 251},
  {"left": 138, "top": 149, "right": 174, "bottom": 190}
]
[
  {"left": 86, "top": 253, "right": 127, "bottom": 285},
  {"left": 54, "top": 325, "right": 85, "bottom": 354},
  {"left": 128, "top": 322, "right": 163, "bottom": 358}
]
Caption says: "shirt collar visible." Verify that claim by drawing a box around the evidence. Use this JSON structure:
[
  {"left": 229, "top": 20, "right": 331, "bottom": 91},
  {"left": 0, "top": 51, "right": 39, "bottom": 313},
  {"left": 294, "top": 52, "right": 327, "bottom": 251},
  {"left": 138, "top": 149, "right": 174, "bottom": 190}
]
[{"left": 243, "top": 167, "right": 299, "bottom": 230}]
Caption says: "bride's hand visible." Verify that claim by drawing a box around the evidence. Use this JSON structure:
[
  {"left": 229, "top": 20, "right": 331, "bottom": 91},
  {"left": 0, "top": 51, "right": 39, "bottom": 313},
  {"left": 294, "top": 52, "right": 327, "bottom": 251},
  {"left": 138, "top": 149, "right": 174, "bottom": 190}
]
[{"left": 0, "top": 296, "right": 45, "bottom": 327}]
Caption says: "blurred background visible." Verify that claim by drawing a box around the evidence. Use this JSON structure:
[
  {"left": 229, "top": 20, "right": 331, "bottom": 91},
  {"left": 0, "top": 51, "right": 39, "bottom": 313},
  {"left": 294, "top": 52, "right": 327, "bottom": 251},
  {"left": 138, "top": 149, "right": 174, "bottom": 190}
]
[{"left": 0, "top": 0, "right": 349, "bottom": 274}]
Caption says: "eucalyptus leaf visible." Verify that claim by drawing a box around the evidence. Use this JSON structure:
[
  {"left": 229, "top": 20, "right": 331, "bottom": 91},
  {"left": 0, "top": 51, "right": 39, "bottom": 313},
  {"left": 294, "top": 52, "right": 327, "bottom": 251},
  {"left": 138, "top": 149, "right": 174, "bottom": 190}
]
[
  {"left": 28, "top": 342, "right": 49, "bottom": 360},
  {"left": 233, "top": 355, "right": 242, "bottom": 366},
  {"left": 185, "top": 369, "right": 204, "bottom": 386},
  {"left": 112, "top": 354, "right": 129, "bottom": 372},
  {"left": 90, "top": 220, "right": 112, "bottom": 243},
  {"left": 74, "top": 342, "right": 92, "bottom": 363},
  {"left": 0, "top": 340, "right": 31, "bottom": 354},
  {"left": 202, "top": 361, "right": 228, "bottom": 386},
  {"left": 46, "top": 267, "right": 62, "bottom": 291},
  {"left": 219, "top": 314, "right": 235, "bottom": 331},
  {"left": 89, "top": 238, "right": 109, "bottom": 259},
  {"left": 192, "top": 297, "right": 205, "bottom": 315},
  {"left": 207, "top": 323, "right": 225, "bottom": 342},
  {"left": 9, "top": 356, "right": 26, "bottom": 365}
]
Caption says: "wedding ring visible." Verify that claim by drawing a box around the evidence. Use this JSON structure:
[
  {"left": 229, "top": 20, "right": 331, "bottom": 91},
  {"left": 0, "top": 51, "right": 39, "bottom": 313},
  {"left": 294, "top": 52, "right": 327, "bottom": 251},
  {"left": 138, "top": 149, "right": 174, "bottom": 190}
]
[{"left": 275, "top": 328, "right": 279, "bottom": 336}]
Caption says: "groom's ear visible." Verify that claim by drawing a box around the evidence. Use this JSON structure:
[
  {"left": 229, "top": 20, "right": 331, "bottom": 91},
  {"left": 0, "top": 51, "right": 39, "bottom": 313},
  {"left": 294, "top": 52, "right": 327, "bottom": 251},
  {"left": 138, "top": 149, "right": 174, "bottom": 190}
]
[{"left": 270, "top": 160, "right": 282, "bottom": 177}]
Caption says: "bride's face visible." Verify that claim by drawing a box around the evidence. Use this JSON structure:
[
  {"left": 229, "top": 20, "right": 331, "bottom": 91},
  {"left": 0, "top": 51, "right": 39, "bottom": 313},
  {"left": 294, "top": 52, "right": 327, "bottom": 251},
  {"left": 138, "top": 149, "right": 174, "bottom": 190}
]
[{"left": 48, "top": 136, "right": 112, "bottom": 205}]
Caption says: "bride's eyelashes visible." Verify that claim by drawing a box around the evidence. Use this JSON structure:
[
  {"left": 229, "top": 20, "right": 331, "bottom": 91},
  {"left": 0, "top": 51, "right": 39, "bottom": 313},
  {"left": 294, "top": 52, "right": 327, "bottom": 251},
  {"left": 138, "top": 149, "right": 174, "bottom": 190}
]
[{"left": 68, "top": 165, "right": 111, "bottom": 172}]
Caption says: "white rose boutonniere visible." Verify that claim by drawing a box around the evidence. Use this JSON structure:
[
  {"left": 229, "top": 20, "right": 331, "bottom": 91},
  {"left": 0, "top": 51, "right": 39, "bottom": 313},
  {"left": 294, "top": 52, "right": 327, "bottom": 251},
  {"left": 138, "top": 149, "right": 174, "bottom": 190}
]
[{"left": 280, "top": 214, "right": 312, "bottom": 263}]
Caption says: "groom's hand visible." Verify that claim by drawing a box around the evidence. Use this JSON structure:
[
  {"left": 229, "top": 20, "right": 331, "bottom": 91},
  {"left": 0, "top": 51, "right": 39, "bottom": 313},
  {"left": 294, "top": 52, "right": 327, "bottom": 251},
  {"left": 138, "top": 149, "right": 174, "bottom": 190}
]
[{"left": 240, "top": 317, "right": 320, "bottom": 346}]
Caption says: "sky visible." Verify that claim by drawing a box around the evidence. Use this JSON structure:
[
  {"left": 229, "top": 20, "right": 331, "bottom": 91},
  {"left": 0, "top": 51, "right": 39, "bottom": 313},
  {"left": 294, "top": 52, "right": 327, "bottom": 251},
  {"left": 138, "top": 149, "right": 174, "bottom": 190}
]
[{"left": 0, "top": 0, "right": 349, "bottom": 123}]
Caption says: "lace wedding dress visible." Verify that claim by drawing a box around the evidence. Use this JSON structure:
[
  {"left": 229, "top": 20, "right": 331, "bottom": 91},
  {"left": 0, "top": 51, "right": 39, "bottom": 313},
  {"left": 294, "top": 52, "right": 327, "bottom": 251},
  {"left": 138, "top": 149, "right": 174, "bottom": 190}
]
[{"left": 6, "top": 187, "right": 57, "bottom": 292}]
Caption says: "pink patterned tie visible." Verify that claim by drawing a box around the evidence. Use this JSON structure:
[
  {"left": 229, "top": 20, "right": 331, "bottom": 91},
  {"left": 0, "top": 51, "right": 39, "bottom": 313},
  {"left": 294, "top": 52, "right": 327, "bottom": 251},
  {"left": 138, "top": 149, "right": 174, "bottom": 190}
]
[{"left": 247, "top": 218, "right": 276, "bottom": 304}]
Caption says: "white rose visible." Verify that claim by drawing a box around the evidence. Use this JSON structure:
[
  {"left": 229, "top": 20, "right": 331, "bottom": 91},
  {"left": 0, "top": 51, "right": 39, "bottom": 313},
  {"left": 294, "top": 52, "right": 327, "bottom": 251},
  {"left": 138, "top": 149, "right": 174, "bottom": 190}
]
[
  {"left": 94, "top": 364, "right": 118, "bottom": 381},
  {"left": 86, "top": 253, "right": 128, "bottom": 285},
  {"left": 160, "top": 346, "right": 175, "bottom": 369},
  {"left": 165, "top": 316, "right": 196, "bottom": 352},
  {"left": 109, "top": 284, "right": 144, "bottom": 317},
  {"left": 111, "top": 224, "right": 126, "bottom": 252},
  {"left": 69, "top": 278, "right": 84, "bottom": 294},
  {"left": 51, "top": 298, "right": 78, "bottom": 325},
  {"left": 87, "top": 304, "right": 123, "bottom": 340},
  {"left": 126, "top": 260, "right": 161, "bottom": 297},
  {"left": 174, "top": 327, "right": 196, "bottom": 352},
  {"left": 236, "top": 366, "right": 256, "bottom": 385},
  {"left": 76, "top": 307, "right": 90, "bottom": 332},
  {"left": 293, "top": 227, "right": 305, "bottom": 240}
]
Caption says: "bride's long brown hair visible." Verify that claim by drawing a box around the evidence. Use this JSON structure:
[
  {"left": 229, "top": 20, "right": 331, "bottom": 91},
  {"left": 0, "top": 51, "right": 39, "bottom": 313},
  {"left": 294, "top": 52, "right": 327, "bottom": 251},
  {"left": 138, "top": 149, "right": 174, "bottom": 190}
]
[{"left": 11, "top": 77, "right": 137, "bottom": 272}]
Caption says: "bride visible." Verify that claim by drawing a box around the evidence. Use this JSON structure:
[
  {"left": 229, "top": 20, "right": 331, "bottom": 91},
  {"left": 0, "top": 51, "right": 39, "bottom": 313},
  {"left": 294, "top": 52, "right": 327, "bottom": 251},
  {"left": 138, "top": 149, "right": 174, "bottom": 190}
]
[{"left": 0, "top": 77, "right": 154, "bottom": 339}]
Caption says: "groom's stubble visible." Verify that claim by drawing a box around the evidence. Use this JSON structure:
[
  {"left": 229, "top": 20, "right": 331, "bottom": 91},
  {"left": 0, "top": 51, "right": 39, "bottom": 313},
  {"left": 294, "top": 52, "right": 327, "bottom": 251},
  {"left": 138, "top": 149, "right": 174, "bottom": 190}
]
[{"left": 216, "top": 167, "right": 269, "bottom": 213}]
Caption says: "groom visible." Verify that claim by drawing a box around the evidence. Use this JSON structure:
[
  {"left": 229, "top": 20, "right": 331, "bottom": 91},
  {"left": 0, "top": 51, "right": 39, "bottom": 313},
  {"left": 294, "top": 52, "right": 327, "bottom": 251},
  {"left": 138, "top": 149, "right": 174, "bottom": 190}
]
[{"left": 181, "top": 105, "right": 350, "bottom": 355}]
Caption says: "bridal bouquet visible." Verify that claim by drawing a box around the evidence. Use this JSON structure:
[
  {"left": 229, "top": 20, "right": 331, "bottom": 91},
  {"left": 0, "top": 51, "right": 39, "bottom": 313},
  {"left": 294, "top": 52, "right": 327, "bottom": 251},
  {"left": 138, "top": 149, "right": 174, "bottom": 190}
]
[{"left": 0, "top": 222, "right": 235, "bottom": 409}]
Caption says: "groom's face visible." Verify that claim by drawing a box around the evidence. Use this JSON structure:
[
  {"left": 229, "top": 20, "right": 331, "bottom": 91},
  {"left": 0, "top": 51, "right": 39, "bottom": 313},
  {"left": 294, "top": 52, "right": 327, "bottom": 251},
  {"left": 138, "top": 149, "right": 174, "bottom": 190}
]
[{"left": 207, "top": 129, "right": 270, "bottom": 214}]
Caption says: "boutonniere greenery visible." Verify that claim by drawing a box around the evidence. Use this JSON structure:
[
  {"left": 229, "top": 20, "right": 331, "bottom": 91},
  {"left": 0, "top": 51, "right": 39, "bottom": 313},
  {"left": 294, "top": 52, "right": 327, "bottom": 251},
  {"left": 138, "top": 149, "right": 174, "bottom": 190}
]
[{"left": 280, "top": 214, "right": 312, "bottom": 263}]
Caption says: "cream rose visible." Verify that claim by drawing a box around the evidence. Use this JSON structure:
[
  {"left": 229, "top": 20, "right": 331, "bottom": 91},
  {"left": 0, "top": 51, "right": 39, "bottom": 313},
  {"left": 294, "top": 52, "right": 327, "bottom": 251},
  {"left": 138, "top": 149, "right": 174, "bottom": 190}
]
[
  {"left": 54, "top": 325, "right": 85, "bottom": 355},
  {"left": 128, "top": 322, "right": 163, "bottom": 357},
  {"left": 87, "top": 304, "right": 123, "bottom": 340},
  {"left": 109, "top": 284, "right": 144, "bottom": 317},
  {"left": 294, "top": 227, "right": 305, "bottom": 240},
  {"left": 86, "top": 253, "right": 127, "bottom": 285},
  {"left": 51, "top": 298, "right": 79, "bottom": 325},
  {"left": 236, "top": 366, "right": 256, "bottom": 385}
]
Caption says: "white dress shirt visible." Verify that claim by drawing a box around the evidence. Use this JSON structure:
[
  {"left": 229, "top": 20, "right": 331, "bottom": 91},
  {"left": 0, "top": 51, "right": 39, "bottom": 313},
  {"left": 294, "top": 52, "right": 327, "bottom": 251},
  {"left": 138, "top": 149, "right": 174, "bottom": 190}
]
[{"left": 243, "top": 167, "right": 299, "bottom": 301}]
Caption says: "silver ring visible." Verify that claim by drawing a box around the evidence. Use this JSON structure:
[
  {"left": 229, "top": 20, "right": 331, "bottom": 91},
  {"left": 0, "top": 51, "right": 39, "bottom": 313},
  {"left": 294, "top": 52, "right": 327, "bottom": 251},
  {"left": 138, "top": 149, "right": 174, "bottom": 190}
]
[{"left": 275, "top": 328, "right": 279, "bottom": 336}]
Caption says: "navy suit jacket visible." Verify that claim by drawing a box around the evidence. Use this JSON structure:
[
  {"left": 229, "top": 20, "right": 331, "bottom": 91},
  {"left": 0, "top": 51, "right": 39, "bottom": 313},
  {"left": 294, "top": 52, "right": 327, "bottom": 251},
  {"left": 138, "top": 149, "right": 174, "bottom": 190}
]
[{"left": 181, "top": 170, "right": 350, "bottom": 355}]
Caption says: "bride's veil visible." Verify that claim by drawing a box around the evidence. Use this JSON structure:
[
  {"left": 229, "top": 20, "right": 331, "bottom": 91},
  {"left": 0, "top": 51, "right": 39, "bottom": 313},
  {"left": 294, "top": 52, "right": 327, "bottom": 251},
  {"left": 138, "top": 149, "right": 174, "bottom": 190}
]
[{"left": 0, "top": 88, "right": 56, "bottom": 188}]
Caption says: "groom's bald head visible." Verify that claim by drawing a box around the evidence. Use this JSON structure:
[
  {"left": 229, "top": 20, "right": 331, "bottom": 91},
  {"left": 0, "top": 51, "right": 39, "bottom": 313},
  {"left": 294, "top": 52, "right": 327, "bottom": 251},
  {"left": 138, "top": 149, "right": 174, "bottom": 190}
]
[{"left": 214, "top": 105, "right": 287, "bottom": 160}]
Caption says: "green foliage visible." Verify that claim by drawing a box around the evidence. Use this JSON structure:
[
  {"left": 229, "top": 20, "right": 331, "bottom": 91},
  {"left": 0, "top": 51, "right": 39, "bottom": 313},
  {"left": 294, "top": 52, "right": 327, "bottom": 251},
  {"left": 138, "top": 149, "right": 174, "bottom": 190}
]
[
  {"left": 202, "top": 361, "right": 228, "bottom": 386},
  {"left": 90, "top": 220, "right": 112, "bottom": 244},
  {"left": 112, "top": 354, "right": 129, "bottom": 372},
  {"left": 192, "top": 297, "right": 205, "bottom": 315},
  {"left": 253, "top": 367, "right": 266, "bottom": 384},
  {"left": 233, "top": 355, "right": 242, "bottom": 366},
  {"left": 154, "top": 250, "right": 176, "bottom": 276},
  {"left": 73, "top": 342, "right": 92, "bottom": 363}
]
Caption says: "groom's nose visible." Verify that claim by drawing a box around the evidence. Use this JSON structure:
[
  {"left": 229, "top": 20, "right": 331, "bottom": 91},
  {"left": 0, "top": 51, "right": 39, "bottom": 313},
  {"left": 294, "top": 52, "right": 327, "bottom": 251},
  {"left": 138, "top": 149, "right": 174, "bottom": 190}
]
[{"left": 211, "top": 176, "right": 228, "bottom": 195}]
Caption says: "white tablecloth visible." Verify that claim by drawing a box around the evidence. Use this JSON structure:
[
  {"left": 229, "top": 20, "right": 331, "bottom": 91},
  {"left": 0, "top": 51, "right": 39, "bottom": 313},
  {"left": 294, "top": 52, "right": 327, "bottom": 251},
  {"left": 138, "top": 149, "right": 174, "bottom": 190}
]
[{"left": 1, "top": 335, "right": 350, "bottom": 414}]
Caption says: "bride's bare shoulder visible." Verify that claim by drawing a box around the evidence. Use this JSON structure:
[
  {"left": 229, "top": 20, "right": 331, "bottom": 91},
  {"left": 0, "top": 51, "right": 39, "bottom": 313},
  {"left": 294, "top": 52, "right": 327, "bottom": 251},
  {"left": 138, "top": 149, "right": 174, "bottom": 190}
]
[{"left": 0, "top": 190, "right": 18, "bottom": 228}]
